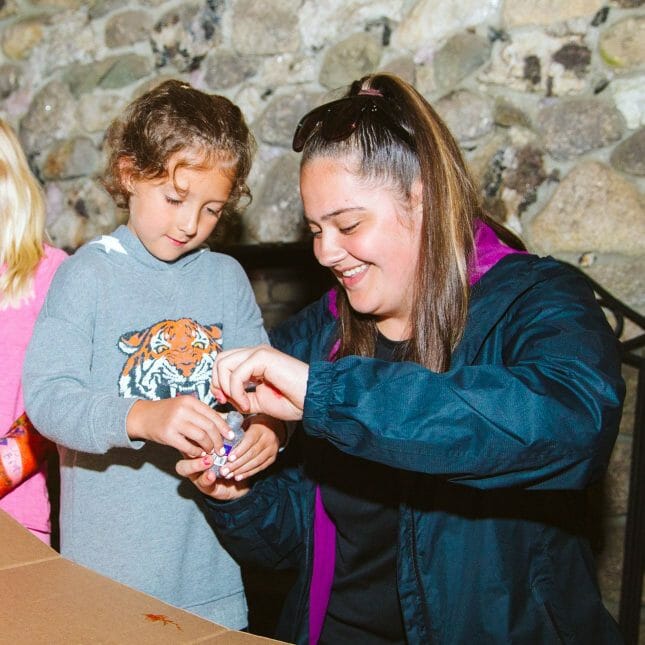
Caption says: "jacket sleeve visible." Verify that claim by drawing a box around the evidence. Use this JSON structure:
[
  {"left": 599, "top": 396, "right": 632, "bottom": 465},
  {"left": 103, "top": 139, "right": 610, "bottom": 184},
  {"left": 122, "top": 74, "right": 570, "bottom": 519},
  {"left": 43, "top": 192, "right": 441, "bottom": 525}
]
[
  {"left": 22, "top": 258, "right": 137, "bottom": 453},
  {"left": 202, "top": 461, "right": 309, "bottom": 570},
  {"left": 302, "top": 270, "right": 625, "bottom": 490}
]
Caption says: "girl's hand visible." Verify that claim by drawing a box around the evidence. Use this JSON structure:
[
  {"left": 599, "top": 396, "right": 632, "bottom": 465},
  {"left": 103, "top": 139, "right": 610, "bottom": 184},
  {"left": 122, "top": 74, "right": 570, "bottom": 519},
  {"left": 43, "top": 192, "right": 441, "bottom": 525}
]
[
  {"left": 175, "top": 453, "right": 250, "bottom": 501},
  {"left": 219, "top": 414, "right": 285, "bottom": 481},
  {"left": 126, "top": 396, "right": 231, "bottom": 457},
  {"left": 211, "top": 345, "right": 308, "bottom": 420}
]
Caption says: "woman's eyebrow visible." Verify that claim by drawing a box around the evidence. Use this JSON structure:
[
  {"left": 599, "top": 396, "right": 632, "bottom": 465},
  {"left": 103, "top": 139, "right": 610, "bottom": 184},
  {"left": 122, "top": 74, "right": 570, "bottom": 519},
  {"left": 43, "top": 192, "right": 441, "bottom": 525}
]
[{"left": 304, "top": 206, "right": 364, "bottom": 223}]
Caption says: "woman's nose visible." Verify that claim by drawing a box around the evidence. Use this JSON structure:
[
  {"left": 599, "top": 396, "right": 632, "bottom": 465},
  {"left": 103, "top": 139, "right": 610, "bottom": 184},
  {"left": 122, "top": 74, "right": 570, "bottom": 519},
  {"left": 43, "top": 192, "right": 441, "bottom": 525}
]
[{"left": 315, "top": 231, "right": 345, "bottom": 267}]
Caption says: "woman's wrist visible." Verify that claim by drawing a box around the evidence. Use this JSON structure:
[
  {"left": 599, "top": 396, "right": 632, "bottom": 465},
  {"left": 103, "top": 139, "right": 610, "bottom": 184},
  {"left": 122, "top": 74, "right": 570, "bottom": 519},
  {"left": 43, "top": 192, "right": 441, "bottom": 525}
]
[{"left": 244, "top": 413, "right": 288, "bottom": 448}]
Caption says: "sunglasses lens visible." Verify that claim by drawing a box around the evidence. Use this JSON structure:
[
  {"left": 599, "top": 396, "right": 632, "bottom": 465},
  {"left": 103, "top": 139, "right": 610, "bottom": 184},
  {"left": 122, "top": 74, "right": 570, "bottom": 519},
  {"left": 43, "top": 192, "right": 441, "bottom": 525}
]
[
  {"left": 292, "top": 96, "right": 414, "bottom": 152},
  {"left": 320, "top": 100, "right": 363, "bottom": 143},
  {"left": 292, "top": 98, "right": 370, "bottom": 151},
  {"left": 293, "top": 105, "right": 327, "bottom": 152}
]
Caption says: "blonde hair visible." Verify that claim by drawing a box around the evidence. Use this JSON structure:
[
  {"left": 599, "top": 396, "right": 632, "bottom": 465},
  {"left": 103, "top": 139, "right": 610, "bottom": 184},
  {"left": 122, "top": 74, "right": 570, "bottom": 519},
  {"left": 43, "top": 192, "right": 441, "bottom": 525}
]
[{"left": 0, "top": 119, "right": 46, "bottom": 310}]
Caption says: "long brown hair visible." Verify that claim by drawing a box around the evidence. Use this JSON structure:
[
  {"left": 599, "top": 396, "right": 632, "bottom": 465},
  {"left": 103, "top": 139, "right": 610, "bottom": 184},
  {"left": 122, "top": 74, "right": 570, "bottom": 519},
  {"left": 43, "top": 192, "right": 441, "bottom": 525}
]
[{"left": 299, "top": 73, "right": 523, "bottom": 372}]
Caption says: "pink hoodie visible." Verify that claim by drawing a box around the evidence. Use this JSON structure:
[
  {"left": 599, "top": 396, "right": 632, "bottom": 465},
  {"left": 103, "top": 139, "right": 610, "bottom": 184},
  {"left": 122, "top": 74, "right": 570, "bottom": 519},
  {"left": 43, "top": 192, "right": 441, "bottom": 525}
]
[{"left": 0, "top": 244, "right": 67, "bottom": 542}]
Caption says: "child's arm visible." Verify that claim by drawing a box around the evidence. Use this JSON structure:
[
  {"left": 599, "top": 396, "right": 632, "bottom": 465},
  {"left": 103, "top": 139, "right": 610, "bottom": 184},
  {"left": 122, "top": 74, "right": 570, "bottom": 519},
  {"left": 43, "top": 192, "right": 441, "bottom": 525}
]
[
  {"left": 126, "top": 397, "right": 230, "bottom": 457},
  {"left": 23, "top": 257, "right": 226, "bottom": 456},
  {"left": 0, "top": 413, "right": 51, "bottom": 498},
  {"left": 217, "top": 414, "right": 286, "bottom": 481}
]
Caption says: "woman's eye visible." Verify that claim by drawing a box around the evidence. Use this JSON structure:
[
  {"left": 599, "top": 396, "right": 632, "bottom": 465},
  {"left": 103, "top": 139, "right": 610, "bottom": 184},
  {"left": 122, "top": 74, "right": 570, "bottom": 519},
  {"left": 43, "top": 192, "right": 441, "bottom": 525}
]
[
  {"left": 309, "top": 229, "right": 322, "bottom": 239},
  {"left": 339, "top": 222, "right": 359, "bottom": 234},
  {"left": 165, "top": 196, "right": 182, "bottom": 206},
  {"left": 206, "top": 207, "right": 222, "bottom": 217}
]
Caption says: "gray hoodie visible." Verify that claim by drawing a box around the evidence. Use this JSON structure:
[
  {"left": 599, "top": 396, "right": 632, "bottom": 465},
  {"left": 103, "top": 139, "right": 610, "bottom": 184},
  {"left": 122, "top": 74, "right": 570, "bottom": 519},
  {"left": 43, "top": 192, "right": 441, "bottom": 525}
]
[{"left": 23, "top": 225, "right": 268, "bottom": 629}]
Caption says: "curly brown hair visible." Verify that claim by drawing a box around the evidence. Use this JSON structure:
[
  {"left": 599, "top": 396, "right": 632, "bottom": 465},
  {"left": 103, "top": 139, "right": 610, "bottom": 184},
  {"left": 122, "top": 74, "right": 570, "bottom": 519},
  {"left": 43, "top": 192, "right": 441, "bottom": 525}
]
[{"left": 103, "top": 79, "right": 256, "bottom": 213}]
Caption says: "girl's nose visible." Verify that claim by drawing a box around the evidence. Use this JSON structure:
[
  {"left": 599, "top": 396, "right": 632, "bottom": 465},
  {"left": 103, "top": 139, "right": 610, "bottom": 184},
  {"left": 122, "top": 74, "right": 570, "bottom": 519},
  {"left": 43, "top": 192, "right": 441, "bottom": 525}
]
[{"left": 178, "top": 210, "right": 199, "bottom": 236}]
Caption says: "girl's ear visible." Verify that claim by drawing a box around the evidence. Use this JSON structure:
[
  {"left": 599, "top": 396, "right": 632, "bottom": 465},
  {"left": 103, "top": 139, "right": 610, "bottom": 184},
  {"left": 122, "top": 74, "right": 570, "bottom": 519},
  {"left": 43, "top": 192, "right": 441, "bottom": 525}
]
[{"left": 117, "top": 156, "right": 136, "bottom": 193}]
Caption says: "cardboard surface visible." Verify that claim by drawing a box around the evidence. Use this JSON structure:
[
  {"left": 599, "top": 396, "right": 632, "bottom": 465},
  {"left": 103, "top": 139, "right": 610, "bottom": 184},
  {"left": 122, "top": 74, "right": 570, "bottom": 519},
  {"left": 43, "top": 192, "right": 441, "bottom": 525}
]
[
  {"left": 0, "top": 506, "right": 58, "bottom": 571},
  {"left": 0, "top": 509, "right": 288, "bottom": 644}
]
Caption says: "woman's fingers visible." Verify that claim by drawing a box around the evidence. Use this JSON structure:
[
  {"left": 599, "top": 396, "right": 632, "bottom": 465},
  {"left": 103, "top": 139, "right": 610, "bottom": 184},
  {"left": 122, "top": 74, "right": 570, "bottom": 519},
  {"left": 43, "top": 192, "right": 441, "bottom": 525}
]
[
  {"left": 212, "top": 345, "right": 307, "bottom": 419},
  {"left": 212, "top": 347, "right": 253, "bottom": 393},
  {"left": 217, "top": 347, "right": 265, "bottom": 411}
]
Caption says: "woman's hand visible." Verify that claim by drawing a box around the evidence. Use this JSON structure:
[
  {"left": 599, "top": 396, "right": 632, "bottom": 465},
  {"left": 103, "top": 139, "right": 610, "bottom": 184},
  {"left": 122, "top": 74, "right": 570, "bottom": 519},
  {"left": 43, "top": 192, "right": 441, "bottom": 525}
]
[
  {"left": 211, "top": 345, "right": 309, "bottom": 421},
  {"left": 219, "top": 414, "right": 285, "bottom": 481},
  {"left": 175, "top": 453, "right": 250, "bottom": 501}
]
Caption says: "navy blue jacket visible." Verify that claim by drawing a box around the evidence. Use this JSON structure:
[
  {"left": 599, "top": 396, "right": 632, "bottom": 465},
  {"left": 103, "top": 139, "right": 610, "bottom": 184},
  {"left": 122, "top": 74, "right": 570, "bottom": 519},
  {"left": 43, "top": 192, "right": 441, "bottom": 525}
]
[{"left": 205, "top": 254, "right": 625, "bottom": 644}]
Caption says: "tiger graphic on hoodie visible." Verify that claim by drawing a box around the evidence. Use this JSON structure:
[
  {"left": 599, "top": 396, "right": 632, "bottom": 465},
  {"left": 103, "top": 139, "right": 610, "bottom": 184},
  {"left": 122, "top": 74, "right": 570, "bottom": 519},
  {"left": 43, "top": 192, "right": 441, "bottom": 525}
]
[{"left": 117, "top": 318, "right": 223, "bottom": 406}]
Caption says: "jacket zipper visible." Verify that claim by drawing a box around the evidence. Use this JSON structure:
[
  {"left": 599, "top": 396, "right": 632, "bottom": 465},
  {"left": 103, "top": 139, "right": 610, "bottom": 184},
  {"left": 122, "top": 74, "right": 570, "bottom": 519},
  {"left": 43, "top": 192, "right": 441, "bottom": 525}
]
[
  {"left": 292, "top": 483, "right": 315, "bottom": 643},
  {"left": 409, "top": 504, "right": 433, "bottom": 642}
]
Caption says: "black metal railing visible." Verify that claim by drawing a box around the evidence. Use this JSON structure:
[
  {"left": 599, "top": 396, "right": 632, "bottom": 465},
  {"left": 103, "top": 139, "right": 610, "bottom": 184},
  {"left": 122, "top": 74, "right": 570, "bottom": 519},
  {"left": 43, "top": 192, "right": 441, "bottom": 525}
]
[{"left": 567, "top": 265, "right": 645, "bottom": 645}]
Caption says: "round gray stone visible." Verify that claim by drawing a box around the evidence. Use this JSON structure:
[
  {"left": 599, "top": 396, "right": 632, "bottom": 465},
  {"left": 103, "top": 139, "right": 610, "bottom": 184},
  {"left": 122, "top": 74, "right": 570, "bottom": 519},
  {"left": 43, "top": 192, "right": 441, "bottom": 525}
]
[
  {"left": 319, "top": 33, "right": 382, "bottom": 90},
  {"left": 536, "top": 98, "right": 625, "bottom": 159},
  {"left": 610, "top": 128, "right": 645, "bottom": 176}
]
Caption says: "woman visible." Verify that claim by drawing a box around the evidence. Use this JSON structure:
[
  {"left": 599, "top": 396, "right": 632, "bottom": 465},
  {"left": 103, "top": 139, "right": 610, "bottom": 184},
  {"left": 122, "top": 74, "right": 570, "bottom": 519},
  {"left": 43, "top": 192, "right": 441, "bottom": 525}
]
[{"left": 177, "top": 74, "right": 624, "bottom": 644}]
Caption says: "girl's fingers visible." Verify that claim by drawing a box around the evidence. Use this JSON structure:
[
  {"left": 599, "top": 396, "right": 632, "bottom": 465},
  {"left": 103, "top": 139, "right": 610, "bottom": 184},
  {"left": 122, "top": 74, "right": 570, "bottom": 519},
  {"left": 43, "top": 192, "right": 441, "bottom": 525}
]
[
  {"left": 197, "top": 468, "right": 217, "bottom": 487},
  {"left": 180, "top": 425, "right": 217, "bottom": 455},
  {"left": 175, "top": 454, "right": 212, "bottom": 478},
  {"left": 173, "top": 435, "right": 209, "bottom": 458}
]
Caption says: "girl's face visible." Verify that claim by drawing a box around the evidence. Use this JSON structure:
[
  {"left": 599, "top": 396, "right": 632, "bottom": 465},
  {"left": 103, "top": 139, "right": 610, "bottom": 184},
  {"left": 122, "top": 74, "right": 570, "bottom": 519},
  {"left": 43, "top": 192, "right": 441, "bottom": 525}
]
[
  {"left": 301, "top": 156, "right": 423, "bottom": 340},
  {"left": 124, "top": 152, "right": 233, "bottom": 262}
]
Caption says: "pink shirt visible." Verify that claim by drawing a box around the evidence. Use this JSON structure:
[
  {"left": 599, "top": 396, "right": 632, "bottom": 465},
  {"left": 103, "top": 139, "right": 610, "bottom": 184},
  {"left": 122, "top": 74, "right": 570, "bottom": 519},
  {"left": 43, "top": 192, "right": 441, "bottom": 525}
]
[{"left": 0, "top": 244, "right": 67, "bottom": 539}]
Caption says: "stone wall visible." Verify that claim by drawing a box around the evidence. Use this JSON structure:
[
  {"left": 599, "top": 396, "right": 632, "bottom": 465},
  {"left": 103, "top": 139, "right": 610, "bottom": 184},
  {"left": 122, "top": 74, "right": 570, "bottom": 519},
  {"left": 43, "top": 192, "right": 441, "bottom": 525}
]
[{"left": 1, "top": 0, "right": 644, "bottom": 633}]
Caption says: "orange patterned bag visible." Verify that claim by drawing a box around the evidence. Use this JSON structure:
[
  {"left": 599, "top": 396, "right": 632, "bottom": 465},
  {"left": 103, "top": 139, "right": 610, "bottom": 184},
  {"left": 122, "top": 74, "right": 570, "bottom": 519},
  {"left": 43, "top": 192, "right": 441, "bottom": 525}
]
[{"left": 0, "top": 413, "right": 52, "bottom": 498}]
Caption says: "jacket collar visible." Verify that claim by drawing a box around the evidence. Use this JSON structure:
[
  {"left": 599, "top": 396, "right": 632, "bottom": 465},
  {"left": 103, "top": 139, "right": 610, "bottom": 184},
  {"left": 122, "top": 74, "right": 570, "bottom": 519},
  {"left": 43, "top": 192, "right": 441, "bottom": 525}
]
[{"left": 457, "top": 253, "right": 541, "bottom": 366}]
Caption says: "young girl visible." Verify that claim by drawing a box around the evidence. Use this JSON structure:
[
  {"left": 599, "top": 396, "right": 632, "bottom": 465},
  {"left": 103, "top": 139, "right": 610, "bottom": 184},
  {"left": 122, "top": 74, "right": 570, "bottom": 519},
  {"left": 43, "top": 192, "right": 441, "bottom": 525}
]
[
  {"left": 0, "top": 118, "right": 67, "bottom": 545},
  {"left": 179, "top": 74, "right": 624, "bottom": 643},
  {"left": 23, "top": 80, "right": 283, "bottom": 629}
]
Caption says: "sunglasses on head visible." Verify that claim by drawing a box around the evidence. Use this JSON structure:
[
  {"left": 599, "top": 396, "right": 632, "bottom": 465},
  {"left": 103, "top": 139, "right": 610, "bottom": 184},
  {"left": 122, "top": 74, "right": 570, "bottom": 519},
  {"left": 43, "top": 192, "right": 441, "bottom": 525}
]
[{"left": 291, "top": 94, "right": 416, "bottom": 152}]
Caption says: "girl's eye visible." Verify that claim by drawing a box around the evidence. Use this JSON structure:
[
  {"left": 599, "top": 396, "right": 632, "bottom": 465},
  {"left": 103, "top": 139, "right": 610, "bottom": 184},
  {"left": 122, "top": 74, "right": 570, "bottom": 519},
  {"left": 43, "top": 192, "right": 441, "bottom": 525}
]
[
  {"left": 308, "top": 228, "right": 322, "bottom": 239},
  {"left": 165, "top": 196, "right": 182, "bottom": 206},
  {"left": 206, "top": 207, "right": 222, "bottom": 217}
]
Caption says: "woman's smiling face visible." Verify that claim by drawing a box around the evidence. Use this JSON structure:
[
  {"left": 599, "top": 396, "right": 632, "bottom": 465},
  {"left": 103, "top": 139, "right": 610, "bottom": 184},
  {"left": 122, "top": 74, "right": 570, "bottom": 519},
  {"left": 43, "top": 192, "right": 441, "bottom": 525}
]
[{"left": 301, "top": 156, "right": 422, "bottom": 340}]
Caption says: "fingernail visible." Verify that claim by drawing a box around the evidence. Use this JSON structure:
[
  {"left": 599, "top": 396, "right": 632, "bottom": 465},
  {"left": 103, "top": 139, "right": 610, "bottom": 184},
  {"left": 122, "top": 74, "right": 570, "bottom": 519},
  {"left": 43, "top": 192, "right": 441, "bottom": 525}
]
[
  {"left": 200, "top": 451, "right": 207, "bottom": 457},
  {"left": 227, "top": 431, "right": 235, "bottom": 440},
  {"left": 226, "top": 472, "right": 235, "bottom": 480},
  {"left": 235, "top": 474, "right": 243, "bottom": 481},
  {"left": 220, "top": 467, "right": 229, "bottom": 476},
  {"left": 228, "top": 454, "right": 237, "bottom": 462},
  {"left": 219, "top": 447, "right": 226, "bottom": 456}
]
